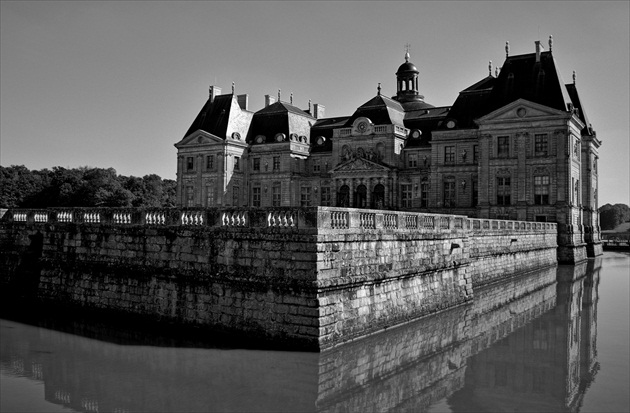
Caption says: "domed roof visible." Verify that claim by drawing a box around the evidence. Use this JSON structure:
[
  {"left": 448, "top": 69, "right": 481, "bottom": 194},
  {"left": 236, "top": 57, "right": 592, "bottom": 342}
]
[
  {"left": 397, "top": 61, "right": 418, "bottom": 75},
  {"left": 396, "top": 52, "right": 419, "bottom": 75}
]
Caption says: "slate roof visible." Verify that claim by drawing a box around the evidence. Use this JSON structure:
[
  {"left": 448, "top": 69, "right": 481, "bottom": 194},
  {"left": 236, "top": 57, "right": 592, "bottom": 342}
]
[
  {"left": 443, "top": 51, "right": 576, "bottom": 130},
  {"left": 344, "top": 95, "right": 406, "bottom": 127},
  {"left": 310, "top": 117, "right": 350, "bottom": 153},
  {"left": 246, "top": 101, "right": 315, "bottom": 143},
  {"left": 404, "top": 106, "right": 451, "bottom": 147},
  {"left": 183, "top": 94, "right": 240, "bottom": 139},
  {"left": 565, "top": 83, "right": 593, "bottom": 135}
]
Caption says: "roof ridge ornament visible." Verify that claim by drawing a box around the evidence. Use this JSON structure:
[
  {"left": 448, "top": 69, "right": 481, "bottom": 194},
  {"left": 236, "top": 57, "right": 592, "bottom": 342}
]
[
  {"left": 505, "top": 41, "right": 510, "bottom": 57},
  {"left": 573, "top": 71, "right": 576, "bottom": 84},
  {"left": 489, "top": 61, "right": 492, "bottom": 76},
  {"left": 278, "top": 89, "right": 281, "bottom": 101},
  {"left": 290, "top": 92, "right": 293, "bottom": 105},
  {"left": 232, "top": 81, "right": 235, "bottom": 94},
  {"left": 548, "top": 35, "right": 553, "bottom": 52},
  {"left": 377, "top": 82, "right": 381, "bottom": 96}
]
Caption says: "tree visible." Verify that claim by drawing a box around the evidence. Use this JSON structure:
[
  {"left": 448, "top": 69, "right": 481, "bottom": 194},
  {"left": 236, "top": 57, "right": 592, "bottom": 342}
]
[
  {"left": 0, "top": 165, "right": 176, "bottom": 209},
  {"left": 599, "top": 203, "right": 630, "bottom": 230}
]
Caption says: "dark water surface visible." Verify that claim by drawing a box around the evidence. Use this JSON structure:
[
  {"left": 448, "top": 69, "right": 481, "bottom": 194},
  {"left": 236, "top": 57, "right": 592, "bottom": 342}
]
[{"left": 1, "top": 252, "right": 628, "bottom": 412}]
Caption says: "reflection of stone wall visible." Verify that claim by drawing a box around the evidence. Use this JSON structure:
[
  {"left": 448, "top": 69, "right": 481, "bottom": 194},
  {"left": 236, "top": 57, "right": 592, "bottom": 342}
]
[
  {"left": 0, "top": 320, "right": 320, "bottom": 413},
  {"left": 3, "top": 260, "right": 594, "bottom": 413},
  {"left": 448, "top": 260, "right": 601, "bottom": 413},
  {"left": 317, "top": 305, "right": 471, "bottom": 412}
]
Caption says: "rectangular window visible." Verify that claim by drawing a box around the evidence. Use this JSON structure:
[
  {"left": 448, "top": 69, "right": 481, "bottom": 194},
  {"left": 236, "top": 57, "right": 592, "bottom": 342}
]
[
  {"left": 234, "top": 156, "right": 240, "bottom": 171},
  {"left": 320, "top": 187, "right": 331, "bottom": 206},
  {"left": 534, "top": 134, "right": 548, "bottom": 156},
  {"left": 252, "top": 186, "right": 261, "bottom": 207},
  {"left": 534, "top": 176, "right": 550, "bottom": 205},
  {"left": 498, "top": 136, "right": 509, "bottom": 157},
  {"left": 408, "top": 153, "right": 418, "bottom": 168},
  {"left": 473, "top": 145, "right": 479, "bottom": 163},
  {"left": 272, "top": 183, "right": 281, "bottom": 207},
  {"left": 300, "top": 186, "right": 311, "bottom": 207},
  {"left": 444, "top": 146, "right": 455, "bottom": 164},
  {"left": 401, "top": 184, "right": 412, "bottom": 208},
  {"left": 186, "top": 186, "right": 194, "bottom": 207},
  {"left": 206, "top": 155, "right": 214, "bottom": 170},
  {"left": 420, "top": 181, "right": 429, "bottom": 208},
  {"left": 313, "top": 159, "right": 321, "bottom": 173},
  {"left": 232, "top": 185, "right": 239, "bottom": 206},
  {"left": 186, "top": 157, "right": 194, "bottom": 171},
  {"left": 497, "top": 177, "right": 511, "bottom": 205},
  {"left": 205, "top": 184, "right": 214, "bottom": 206},
  {"left": 443, "top": 180, "right": 456, "bottom": 207},
  {"left": 273, "top": 156, "right": 280, "bottom": 171},
  {"left": 253, "top": 158, "right": 260, "bottom": 171}
]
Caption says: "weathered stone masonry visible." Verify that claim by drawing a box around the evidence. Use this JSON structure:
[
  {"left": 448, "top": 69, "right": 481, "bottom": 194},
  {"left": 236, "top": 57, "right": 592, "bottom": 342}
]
[{"left": 0, "top": 207, "right": 557, "bottom": 350}]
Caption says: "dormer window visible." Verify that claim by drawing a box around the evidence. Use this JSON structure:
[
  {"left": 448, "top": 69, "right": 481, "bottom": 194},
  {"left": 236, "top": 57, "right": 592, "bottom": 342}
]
[{"left": 234, "top": 156, "right": 240, "bottom": 171}]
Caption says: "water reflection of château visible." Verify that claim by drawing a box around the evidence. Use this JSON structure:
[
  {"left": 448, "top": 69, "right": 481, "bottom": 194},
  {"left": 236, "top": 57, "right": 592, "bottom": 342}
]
[{"left": 0, "top": 259, "right": 601, "bottom": 413}]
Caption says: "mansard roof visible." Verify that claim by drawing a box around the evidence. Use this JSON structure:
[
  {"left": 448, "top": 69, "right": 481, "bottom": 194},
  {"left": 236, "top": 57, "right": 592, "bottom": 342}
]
[
  {"left": 565, "top": 83, "right": 593, "bottom": 135},
  {"left": 404, "top": 106, "right": 451, "bottom": 147},
  {"left": 344, "top": 94, "right": 406, "bottom": 128},
  {"left": 183, "top": 94, "right": 247, "bottom": 139},
  {"left": 310, "top": 116, "right": 350, "bottom": 153},
  {"left": 443, "top": 50, "right": 577, "bottom": 129},
  {"left": 246, "top": 101, "right": 315, "bottom": 143}
]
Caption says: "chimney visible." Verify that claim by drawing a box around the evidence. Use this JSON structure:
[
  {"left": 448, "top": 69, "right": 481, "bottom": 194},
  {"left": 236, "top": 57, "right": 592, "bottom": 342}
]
[
  {"left": 237, "top": 94, "right": 249, "bottom": 111},
  {"left": 313, "top": 103, "right": 325, "bottom": 119},
  {"left": 209, "top": 85, "right": 221, "bottom": 102},
  {"left": 265, "top": 94, "right": 276, "bottom": 107},
  {"left": 535, "top": 40, "right": 544, "bottom": 62}
]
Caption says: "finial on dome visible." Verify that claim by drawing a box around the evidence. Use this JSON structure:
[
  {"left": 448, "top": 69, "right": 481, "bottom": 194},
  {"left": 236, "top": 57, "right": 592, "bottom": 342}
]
[
  {"left": 548, "top": 35, "right": 553, "bottom": 52},
  {"left": 278, "top": 89, "right": 281, "bottom": 101},
  {"left": 377, "top": 82, "right": 381, "bottom": 96},
  {"left": 505, "top": 41, "right": 510, "bottom": 57},
  {"left": 404, "top": 43, "right": 411, "bottom": 62},
  {"left": 232, "top": 81, "right": 235, "bottom": 94},
  {"left": 573, "top": 71, "right": 576, "bottom": 84},
  {"left": 489, "top": 61, "right": 492, "bottom": 76}
]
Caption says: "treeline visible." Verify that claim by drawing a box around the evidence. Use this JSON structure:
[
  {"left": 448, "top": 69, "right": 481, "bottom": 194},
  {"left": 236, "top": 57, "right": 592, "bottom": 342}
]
[
  {"left": 599, "top": 203, "right": 630, "bottom": 231},
  {"left": 1, "top": 165, "right": 176, "bottom": 209}
]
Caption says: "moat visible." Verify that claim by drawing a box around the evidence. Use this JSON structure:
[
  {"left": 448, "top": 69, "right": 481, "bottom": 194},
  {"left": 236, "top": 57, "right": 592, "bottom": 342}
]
[{"left": 1, "top": 251, "right": 628, "bottom": 413}]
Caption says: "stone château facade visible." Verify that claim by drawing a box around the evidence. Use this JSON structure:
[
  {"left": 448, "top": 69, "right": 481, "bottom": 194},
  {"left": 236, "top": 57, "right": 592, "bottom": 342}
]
[{"left": 174, "top": 38, "right": 602, "bottom": 263}]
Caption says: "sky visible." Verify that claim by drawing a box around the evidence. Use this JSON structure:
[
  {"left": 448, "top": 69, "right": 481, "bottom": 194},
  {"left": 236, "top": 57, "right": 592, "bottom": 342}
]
[{"left": 1, "top": 1, "right": 629, "bottom": 206}]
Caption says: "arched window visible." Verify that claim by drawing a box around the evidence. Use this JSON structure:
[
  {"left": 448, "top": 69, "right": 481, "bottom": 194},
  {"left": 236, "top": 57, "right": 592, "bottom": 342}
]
[
  {"left": 337, "top": 185, "right": 350, "bottom": 207},
  {"left": 355, "top": 185, "right": 367, "bottom": 208},
  {"left": 372, "top": 184, "right": 385, "bottom": 209}
]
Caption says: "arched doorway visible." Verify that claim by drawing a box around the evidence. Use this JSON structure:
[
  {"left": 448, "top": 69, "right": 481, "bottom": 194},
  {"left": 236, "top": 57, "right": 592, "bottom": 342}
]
[
  {"left": 355, "top": 185, "right": 367, "bottom": 208},
  {"left": 337, "top": 185, "right": 350, "bottom": 207},
  {"left": 372, "top": 184, "right": 385, "bottom": 209}
]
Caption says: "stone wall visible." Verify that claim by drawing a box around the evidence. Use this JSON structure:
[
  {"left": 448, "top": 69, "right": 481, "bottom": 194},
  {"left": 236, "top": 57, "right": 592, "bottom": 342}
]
[{"left": 0, "top": 206, "right": 557, "bottom": 350}]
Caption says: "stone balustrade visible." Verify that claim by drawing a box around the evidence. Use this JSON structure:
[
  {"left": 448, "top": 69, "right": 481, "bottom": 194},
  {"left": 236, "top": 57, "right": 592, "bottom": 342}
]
[{"left": 1, "top": 206, "right": 557, "bottom": 235}]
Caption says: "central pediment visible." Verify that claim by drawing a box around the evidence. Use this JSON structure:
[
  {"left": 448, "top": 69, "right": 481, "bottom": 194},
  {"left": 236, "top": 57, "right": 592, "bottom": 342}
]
[{"left": 331, "top": 157, "right": 392, "bottom": 173}]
